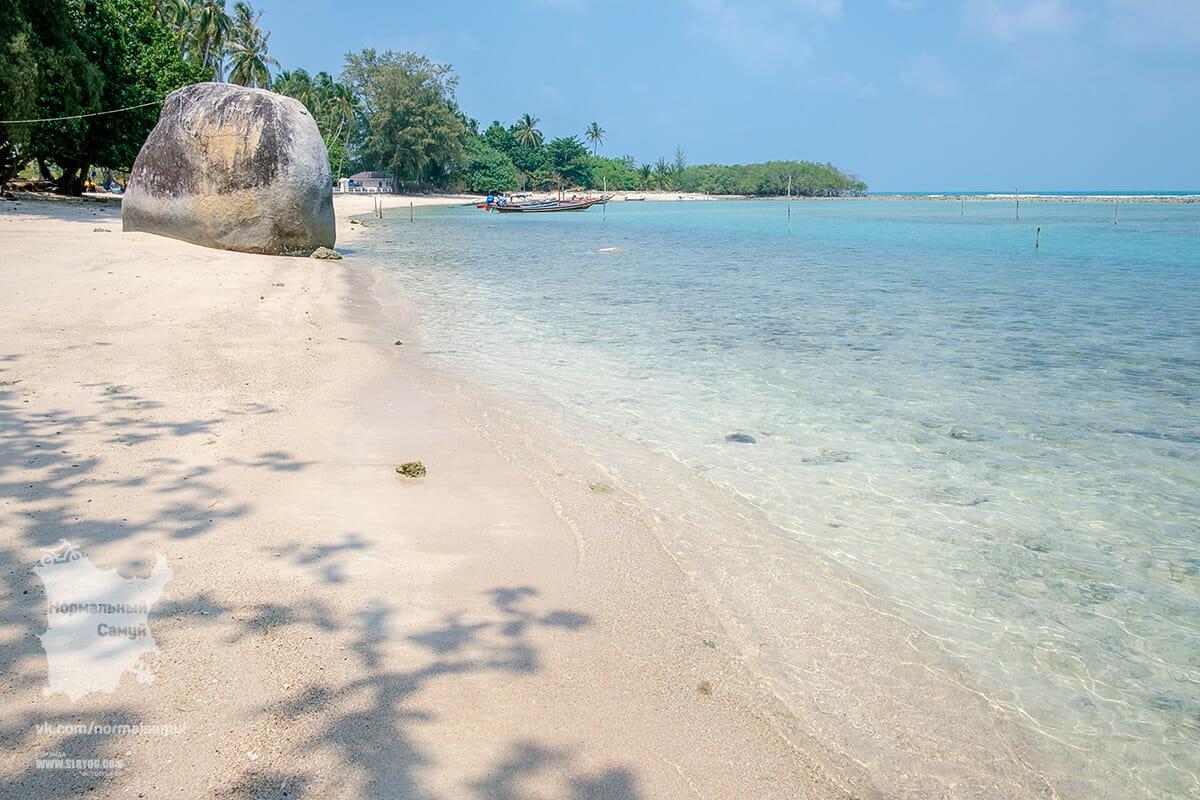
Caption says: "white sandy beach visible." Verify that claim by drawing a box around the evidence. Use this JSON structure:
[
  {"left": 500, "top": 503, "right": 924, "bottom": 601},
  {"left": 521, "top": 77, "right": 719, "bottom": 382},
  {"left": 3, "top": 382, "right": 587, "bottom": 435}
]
[{"left": 0, "top": 195, "right": 851, "bottom": 799}]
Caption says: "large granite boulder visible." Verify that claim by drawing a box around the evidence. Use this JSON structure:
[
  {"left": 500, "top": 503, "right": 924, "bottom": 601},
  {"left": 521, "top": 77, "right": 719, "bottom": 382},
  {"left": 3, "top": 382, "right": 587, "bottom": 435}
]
[{"left": 123, "top": 82, "right": 335, "bottom": 256}]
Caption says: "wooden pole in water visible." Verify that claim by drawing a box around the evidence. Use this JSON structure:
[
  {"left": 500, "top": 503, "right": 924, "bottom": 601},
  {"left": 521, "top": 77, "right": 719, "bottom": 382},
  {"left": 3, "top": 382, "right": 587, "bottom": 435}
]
[
  {"left": 961, "top": 196, "right": 964, "bottom": 216},
  {"left": 787, "top": 175, "right": 793, "bottom": 235},
  {"left": 1015, "top": 186, "right": 1020, "bottom": 220},
  {"left": 1114, "top": 198, "right": 1119, "bottom": 225},
  {"left": 410, "top": 201, "right": 413, "bottom": 223},
  {"left": 1035, "top": 226, "right": 1041, "bottom": 248}
]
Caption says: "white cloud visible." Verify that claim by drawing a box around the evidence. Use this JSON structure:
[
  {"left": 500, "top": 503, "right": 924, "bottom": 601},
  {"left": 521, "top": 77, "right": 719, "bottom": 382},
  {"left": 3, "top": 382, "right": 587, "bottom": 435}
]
[
  {"left": 689, "top": 0, "right": 843, "bottom": 70},
  {"left": 1107, "top": 0, "right": 1200, "bottom": 46},
  {"left": 898, "top": 54, "right": 960, "bottom": 99},
  {"left": 962, "top": 0, "right": 1080, "bottom": 44}
]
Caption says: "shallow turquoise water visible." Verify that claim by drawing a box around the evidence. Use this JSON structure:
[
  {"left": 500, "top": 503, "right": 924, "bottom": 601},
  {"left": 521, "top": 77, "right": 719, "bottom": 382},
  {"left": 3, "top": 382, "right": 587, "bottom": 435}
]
[{"left": 376, "top": 199, "right": 1200, "bottom": 796}]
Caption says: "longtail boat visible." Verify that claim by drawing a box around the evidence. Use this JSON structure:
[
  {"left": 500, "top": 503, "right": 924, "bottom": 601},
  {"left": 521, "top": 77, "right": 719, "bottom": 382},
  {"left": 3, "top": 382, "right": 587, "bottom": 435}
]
[{"left": 492, "top": 197, "right": 602, "bottom": 213}]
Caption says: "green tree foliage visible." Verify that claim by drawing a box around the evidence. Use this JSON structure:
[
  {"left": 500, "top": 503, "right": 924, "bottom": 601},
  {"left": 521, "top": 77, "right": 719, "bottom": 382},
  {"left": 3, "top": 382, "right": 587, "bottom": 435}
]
[
  {"left": 467, "top": 118, "right": 543, "bottom": 189},
  {"left": 587, "top": 155, "right": 638, "bottom": 191},
  {"left": 5, "top": 0, "right": 206, "bottom": 193},
  {"left": 544, "top": 135, "right": 591, "bottom": 188},
  {"left": 672, "top": 160, "right": 866, "bottom": 196},
  {"left": 464, "top": 118, "right": 606, "bottom": 191},
  {"left": 176, "top": 0, "right": 232, "bottom": 80},
  {"left": 273, "top": 68, "right": 358, "bottom": 177},
  {"left": 341, "top": 49, "right": 465, "bottom": 187},
  {"left": 512, "top": 113, "right": 542, "bottom": 147},
  {"left": 1, "top": 0, "right": 101, "bottom": 183},
  {"left": 584, "top": 121, "right": 605, "bottom": 155},
  {"left": 461, "top": 137, "right": 517, "bottom": 192},
  {"left": 481, "top": 120, "right": 514, "bottom": 154},
  {"left": 652, "top": 156, "right": 672, "bottom": 190},
  {"left": 152, "top": 1, "right": 277, "bottom": 86},
  {"left": 638, "top": 163, "right": 653, "bottom": 189},
  {"left": 225, "top": 1, "right": 277, "bottom": 87}
]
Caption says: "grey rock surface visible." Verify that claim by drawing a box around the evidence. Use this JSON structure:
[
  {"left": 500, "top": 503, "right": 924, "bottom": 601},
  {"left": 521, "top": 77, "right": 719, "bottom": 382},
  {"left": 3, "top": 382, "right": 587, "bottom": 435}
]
[{"left": 123, "top": 82, "right": 335, "bottom": 256}]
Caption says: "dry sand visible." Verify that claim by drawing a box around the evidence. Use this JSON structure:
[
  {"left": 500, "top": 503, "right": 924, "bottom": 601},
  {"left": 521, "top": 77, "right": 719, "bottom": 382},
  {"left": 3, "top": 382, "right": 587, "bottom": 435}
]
[{"left": 0, "top": 196, "right": 852, "bottom": 799}]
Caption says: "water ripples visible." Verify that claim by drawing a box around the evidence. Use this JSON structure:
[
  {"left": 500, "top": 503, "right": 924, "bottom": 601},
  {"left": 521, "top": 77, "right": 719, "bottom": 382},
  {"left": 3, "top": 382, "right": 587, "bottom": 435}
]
[{"left": 376, "top": 199, "right": 1200, "bottom": 797}]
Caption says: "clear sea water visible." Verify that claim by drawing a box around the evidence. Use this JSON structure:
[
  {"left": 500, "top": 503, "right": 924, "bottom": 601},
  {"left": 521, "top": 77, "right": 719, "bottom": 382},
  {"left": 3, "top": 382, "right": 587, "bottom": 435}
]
[{"left": 373, "top": 199, "right": 1199, "bottom": 797}]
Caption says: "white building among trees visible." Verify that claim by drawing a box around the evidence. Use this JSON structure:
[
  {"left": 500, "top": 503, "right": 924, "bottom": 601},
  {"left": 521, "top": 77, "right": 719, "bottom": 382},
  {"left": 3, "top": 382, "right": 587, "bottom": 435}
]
[{"left": 336, "top": 171, "right": 393, "bottom": 193}]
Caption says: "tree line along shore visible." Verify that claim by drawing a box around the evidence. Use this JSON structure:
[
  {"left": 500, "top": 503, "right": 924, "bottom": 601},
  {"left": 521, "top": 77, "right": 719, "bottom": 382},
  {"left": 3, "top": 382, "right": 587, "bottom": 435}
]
[{"left": 1, "top": 0, "right": 868, "bottom": 198}]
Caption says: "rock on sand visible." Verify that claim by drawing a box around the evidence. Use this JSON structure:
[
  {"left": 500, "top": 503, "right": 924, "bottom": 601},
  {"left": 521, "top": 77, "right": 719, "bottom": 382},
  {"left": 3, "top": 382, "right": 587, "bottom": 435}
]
[{"left": 122, "top": 82, "right": 335, "bottom": 256}]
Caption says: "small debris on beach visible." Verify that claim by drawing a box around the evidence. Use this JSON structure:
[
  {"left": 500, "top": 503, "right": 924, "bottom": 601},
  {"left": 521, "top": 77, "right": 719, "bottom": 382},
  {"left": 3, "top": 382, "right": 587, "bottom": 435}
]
[
  {"left": 272, "top": 281, "right": 284, "bottom": 287},
  {"left": 725, "top": 432, "right": 756, "bottom": 444},
  {"left": 589, "top": 482, "right": 611, "bottom": 494},
  {"left": 93, "top": 227, "right": 111, "bottom": 233},
  {"left": 310, "top": 246, "right": 342, "bottom": 260},
  {"left": 393, "top": 340, "right": 403, "bottom": 346},
  {"left": 396, "top": 461, "right": 426, "bottom": 478},
  {"left": 696, "top": 680, "right": 714, "bottom": 696}
]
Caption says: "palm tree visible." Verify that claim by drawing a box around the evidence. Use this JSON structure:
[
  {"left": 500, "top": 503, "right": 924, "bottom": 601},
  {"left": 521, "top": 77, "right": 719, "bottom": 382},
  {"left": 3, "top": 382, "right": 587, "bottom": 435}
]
[
  {"left": 584, "top": 121, "right": 605, "bottom": 155},
  {"left": 638, "top": 163, "right": 653, "bottom": 189},
  {"left": 151, "top": 0, "right": 190, "bottom": 27},
  {"left": 512, "top": 113, "right": 542, "bottom": 148},
  {"left": 272, "top": 69, "right": 360, "bottom": 177},
  {"left": 225, "top": 1, "right": 277, "bottom": 87},
  {"left": 313, "top": 73, "right": 358, "bottom": 178},
  {"left": 185, "top": 0, "right": 233, "bottom": 81},
  {"left": 314, "top": 72, "right": 357, "bottom": 132},
  {"left": 273, "top": 69, "right": 314, "bottom": 107},
  {"left": 653, "top": 157, "right": 672, "bottom": 191}
]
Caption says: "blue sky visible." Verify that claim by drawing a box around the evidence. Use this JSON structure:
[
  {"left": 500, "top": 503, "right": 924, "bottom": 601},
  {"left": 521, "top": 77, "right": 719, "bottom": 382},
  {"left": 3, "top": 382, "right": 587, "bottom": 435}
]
[{"left": 255, "top": 0, "right": 1200, "bottom": 191}]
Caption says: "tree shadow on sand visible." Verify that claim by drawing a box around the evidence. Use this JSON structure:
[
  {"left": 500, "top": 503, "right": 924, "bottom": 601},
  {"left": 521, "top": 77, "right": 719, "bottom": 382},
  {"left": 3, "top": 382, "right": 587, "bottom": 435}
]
[
  {"left": 0, "top": 364, "right": 312, "bottom": 797},
  {"left": 225, "top": 587, "right": 639, "bottom": 800},
  {"left": 1, "top": 359, "right": 641, "bottom": 799}
]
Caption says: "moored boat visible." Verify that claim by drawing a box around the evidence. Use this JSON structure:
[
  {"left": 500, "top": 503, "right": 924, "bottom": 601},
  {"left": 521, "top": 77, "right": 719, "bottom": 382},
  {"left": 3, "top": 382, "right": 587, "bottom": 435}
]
[{"left": 492, "top": 197, "right": 602, "bottom": 213}]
